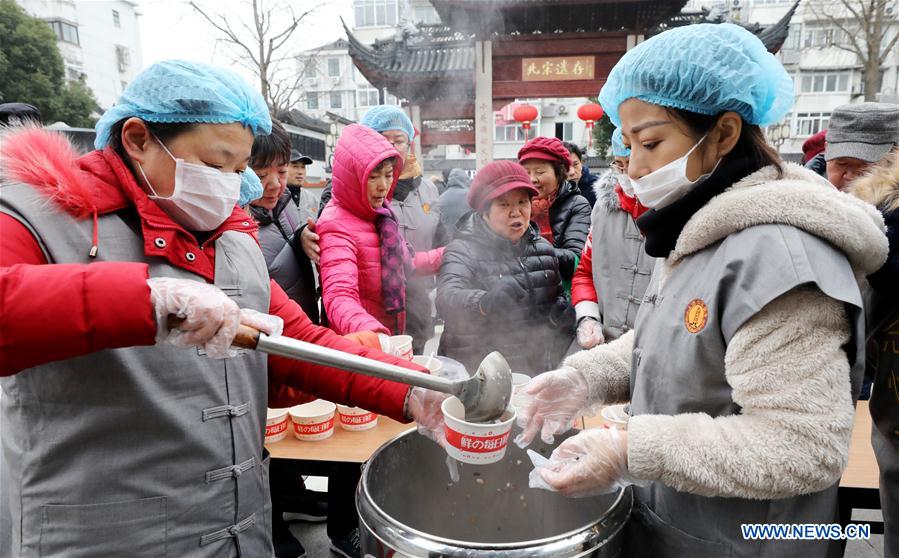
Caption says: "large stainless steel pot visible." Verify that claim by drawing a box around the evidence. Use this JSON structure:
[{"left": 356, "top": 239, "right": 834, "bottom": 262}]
[{"left": 357, "top": 429, "right": 632, "bottom": 557}]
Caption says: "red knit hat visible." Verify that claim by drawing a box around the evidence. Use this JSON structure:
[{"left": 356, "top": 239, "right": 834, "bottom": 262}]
[
  {"left": 518, "top": 136, "right": 572, "bottom": 170},
  {"left": 801, "top": 129, "right": 827, "bottom": 163},
  {"left": 467, "top": 161, "right": 540, "bottom": 212}
]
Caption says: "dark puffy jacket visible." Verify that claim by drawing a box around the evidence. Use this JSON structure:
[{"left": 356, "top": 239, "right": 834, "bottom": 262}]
[
  {"left": 436, "top": 168, "right": 471, "bottom": 241},
  {"left": 436, "top": 213, "right": 573, "bottom": 375},
  {"left": 577, "top": 165, "right": 599, "bottom": 207},
  {"left": 805, "top": 152, "right": 827, "bottom": 178},
  {"left": 249, "top": 193, "right": 320, "bottom": 323},
  {"left": 547, "top": 180, "right": 591, "bottom": 281}
]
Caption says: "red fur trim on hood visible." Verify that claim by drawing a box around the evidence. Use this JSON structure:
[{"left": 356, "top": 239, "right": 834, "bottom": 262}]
[{"left": 0, "top": 126, "right": 101, "bottom": 219}]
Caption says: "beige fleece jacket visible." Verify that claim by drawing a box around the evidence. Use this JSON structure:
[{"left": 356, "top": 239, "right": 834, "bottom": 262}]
[{"left": 563, "top": 163, "right": 888, "bottom": 499}]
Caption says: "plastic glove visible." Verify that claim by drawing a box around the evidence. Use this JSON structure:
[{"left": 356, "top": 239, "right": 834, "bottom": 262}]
[
  {"left": 407, "top": 356, "right": 469, "bottom": 446},
  {"left": 514, "top": 366, "right": 590, "bottom": 447},
  {"left": 479, "top": 277, "right": 527, "bottom": 316},
  {"left": 300, "top": 218, "right": 320, "bottom": 264},
  {"left": 576, "top": 318, "right": 605, "bottom": 349},
  {"left": 529, "top": 427, "right": 632, "bottom": 497},
  {"left": 148, "top": 277, "right": 240, "bottom": 359},
  {"left": 240, "top": 308, "right": 284, "bottom": 338}
]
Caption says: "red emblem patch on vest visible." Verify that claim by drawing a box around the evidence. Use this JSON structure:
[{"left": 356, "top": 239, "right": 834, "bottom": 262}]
[
  {"left": 684, "top": 299, "right": 709, "bottom": 334},
  {"left": 422, "top": 203, "right": 431, "bottom": 214}
]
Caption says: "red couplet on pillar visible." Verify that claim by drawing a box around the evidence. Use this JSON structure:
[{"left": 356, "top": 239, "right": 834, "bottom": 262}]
[
  {"left": 577, "top": 103, "right": 604, "bottom": 149},
  {"left": 513, "top": 104, "right": 539, "bottom": 143}
]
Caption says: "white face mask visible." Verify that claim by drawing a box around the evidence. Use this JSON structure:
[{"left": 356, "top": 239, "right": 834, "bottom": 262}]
[
  {"left": 631, "top": 134, "right": 719, "bottom": 210},
  {"left": 137, "top": 137, "right": 241, "bottom": 232},
  {"left": 614, "top": 168, "right": 635, "bottom": 197}
]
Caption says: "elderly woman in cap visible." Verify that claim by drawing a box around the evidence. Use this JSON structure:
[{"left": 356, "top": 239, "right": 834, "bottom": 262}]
[
  {"left": 0, "top": 60, "right": 447, "bottom": 557},
  {"left": 516, "top": 24, "right": 888, "bottom": 557},
  {"left": 518, "top": 136, "right": 591, "bottom": 282},
  {"left": 436, "top": 161, "right": 574, "bottom": 376},
  {"left": 570, "top": 128, "right": 654, "bottom": 350}
]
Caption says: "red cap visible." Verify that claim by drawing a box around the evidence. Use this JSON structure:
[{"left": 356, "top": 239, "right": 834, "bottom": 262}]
[
  {"left": 467, "top": 161, "right": 539, "bottom": 212},
  {"left": 801, "top": 129, "right": 827, "bottom": 163},
  {"left": 518, "top": 136, "right": 572, "bottom": 170}
]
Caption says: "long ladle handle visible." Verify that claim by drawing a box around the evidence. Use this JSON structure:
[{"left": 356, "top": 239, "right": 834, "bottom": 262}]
[{"left": 166, "top": 315, "right": 461, "bottom": 395}]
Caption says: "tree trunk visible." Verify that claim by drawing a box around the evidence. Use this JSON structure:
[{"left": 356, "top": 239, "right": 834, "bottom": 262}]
[{"left": 863, "top": 53, "right": 883, "bottom": 101}]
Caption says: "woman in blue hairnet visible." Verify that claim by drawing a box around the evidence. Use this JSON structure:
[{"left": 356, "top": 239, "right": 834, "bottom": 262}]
[
  {"left": 516, "top": 24, "right": 888, "bottom": 556},
  {"left": 0, "top": 60, "right": 447, "bottom": 557}
]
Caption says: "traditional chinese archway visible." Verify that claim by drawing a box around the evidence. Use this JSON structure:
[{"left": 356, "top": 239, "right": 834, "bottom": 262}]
[{"left": 346, "top": 0, "right": 796, "bottom": 168}]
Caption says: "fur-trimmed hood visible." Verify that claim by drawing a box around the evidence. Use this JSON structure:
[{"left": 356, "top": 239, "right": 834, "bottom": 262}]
[
  {"left": 593, "top": 169, "right": 621, "bottom": 212},
  {"left": 848, "top": 152, "right": 899, "bottom": 213},
  {"left": 671, "top": 163, "right": 888, "bottom": 276}
]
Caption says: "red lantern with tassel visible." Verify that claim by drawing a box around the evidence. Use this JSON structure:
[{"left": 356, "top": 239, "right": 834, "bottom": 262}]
[
  {"left": 577, "top": 103, "right": 604, "bottom": 149},
  {"left": 512, "top": 104, "right": 539, "bottom": 142}
]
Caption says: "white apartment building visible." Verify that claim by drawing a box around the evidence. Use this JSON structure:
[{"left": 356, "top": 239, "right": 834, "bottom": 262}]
[
  {"left": 16, "top": 0, "right": 143, "bottom": 112},
  {"left": 688, "top": 0, "right": 899, "bottom": 157}
]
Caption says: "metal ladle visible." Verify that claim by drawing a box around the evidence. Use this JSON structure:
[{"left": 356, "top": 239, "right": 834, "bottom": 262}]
[{"left": 225, "top": 322, "right": 513, "bottom": 422}]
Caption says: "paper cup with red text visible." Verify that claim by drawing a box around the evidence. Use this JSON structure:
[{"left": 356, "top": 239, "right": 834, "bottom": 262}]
[
  {"left": 265, "top": 408, "right": 290, "bottom": 444},
  {"left": 289, "top": 400, "right": 337, "bottom": 441},
  {"left": 389, "top": 335, "right": 414, "bottom": 361},
  {"left": 441, "top": 397, "right": 516, "bottom": 465},
  {"left": 337, "top": 405, "right": 379, "bottom": 431}
]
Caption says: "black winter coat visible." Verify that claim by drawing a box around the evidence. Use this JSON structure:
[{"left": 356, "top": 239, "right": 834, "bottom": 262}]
[
  {"left": 436, "top": 213, "right": 574, "bottom": 375},
  {"left": 546, "top": 180, "right": 591, "bottom": 281}
]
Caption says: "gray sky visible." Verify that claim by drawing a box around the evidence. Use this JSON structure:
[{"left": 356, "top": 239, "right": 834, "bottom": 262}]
[{"left": 138, "top": 0, "right": 353, "bottom": 83}]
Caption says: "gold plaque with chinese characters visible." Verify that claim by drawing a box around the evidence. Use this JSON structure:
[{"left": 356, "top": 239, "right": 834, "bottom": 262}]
[{"left": 521, "top": 56, "right": 596, "bottom": 82}]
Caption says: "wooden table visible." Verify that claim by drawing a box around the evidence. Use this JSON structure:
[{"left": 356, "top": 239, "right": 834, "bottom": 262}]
[{"left": 266, "top": 416, "right": 412, "bottom": 464}]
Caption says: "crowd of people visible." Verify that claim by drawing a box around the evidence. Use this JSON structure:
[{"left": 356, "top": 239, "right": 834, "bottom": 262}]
[{"left": 0, "top": 19, "right": 896, "bottom": 558}]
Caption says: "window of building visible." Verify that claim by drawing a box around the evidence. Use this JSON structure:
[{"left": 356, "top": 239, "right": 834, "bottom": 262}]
[
  {"left": 495, "top": 124, "right": 526, "bottom": 142},
  {"left": 795, "top": 112, "right": 830, "bottom": 136},
  {"left": 357, "top": 87, "right": 380, "bottom": 107},
  {"left": 803, "top": 26, "right": 849, "bottom": 48},
  {"left": 354, "top": 0, "right": 398, "bottom": 28},
  {"left": 115, "top": 45, "right": 131, "bottom": 73},
  {"left": 290, "top": 134, "right": 326, "bottom": 161},
  {"left": 327, "top": 58, "right": 341, "bottom": 77},
  {"left": 112, "top": 9, "right": 120, "bottom": 27},
  {"left": 66, "top": 67, "right": 85, "bottom": 81},
  {"left": 784, "top": 22, "right": 801, "bottom": 50},
  {"left": 307, "top": 94, "right": 319, "bottom": 110},
  {"left": 799, "top": 71, "right": 850, "bottom": 93},
  {"left": 302, "top": 59, "right": 318, "bottom": 78},
  {"left": 555, "top": 122, "right": 574, "bottom": 142},
  {"left": 330, "top": 91, "right": 343, "bottom": 109},
  {"left": 412, "top": 5, "right": 440, "bottom": 24},
  {"left": 48, "top": 20, "right": 79, "bottom": 45}
]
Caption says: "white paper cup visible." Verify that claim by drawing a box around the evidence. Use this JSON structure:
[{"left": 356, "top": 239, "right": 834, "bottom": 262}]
[
  {"left": 442, "top": 397, "right": 516, "bottom": 465},
  {"left": 601, "top": 403, "right": 629, "bottom": 430},
  {"left": 389, "top": 335, "right": 414, "bottom": 361},
  {"left": 289, "top": 400, "right": 337, "bottom": 441},
  {"left": 337, "top": 405, "right": 379, "bottom": 431},
  {"left": 411, "top": 355, "right": 443, "bottom": 374},
  {"left": 264, "top": 407, "right": 290, "bottom": 444}
]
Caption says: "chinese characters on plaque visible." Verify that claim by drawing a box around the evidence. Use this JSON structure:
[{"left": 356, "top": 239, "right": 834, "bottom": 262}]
[{"left": 522, "top": 56, "right": 596, "bottom": 82}]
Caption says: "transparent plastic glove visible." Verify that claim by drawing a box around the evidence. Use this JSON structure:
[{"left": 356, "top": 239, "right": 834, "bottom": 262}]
[
  {"left": 407, "top": 356, "right": 469, "bottom": 446},
  {"left": 576, "top": 318, "right": 605, "bottom": 349},
  {"left": 530, "top": 427, "right": 632, "bottom": 498},
  {"left": 514, "top": 366, "right": 590, "bottom": 448},
  {"left": 239, "top": 308, "right": 283, "bottom": 338},
  {"left": 148, "top": 277, "right": 240, "bottom": 359}
]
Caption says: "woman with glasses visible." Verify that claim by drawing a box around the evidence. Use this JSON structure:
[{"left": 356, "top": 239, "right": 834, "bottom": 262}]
[{"left": 570, "top": 128, "right": 655, "bottom": 350}]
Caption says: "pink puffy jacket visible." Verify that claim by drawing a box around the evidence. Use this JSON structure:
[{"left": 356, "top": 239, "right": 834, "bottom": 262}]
[{"left": 318, "top": 124, "right": 443, "bottom": 336}]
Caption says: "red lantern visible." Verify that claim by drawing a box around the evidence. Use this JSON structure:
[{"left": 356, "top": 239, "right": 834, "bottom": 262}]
[
  {"left": 513, "top": 104, "right": 539, "bottom": 142},
  {"left": 577, "top": 103, "right": 604, "bottom": 149}
]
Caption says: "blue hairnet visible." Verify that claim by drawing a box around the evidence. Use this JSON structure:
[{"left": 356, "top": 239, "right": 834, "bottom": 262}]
[
  {"left": 94, "top": 60, "right": 272, "bottom": 149},
  {"left": 360, "top": 105, "right": 415, "bottom": 142},
  {"left": 598, "top": 23, "right": 794, "bottom": 128},
  {"left": 238, "top": 169, "right": 263, "bottom": 207},
  {"left": 611, "top": 128, "right": 630, "bottom": 157}
]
